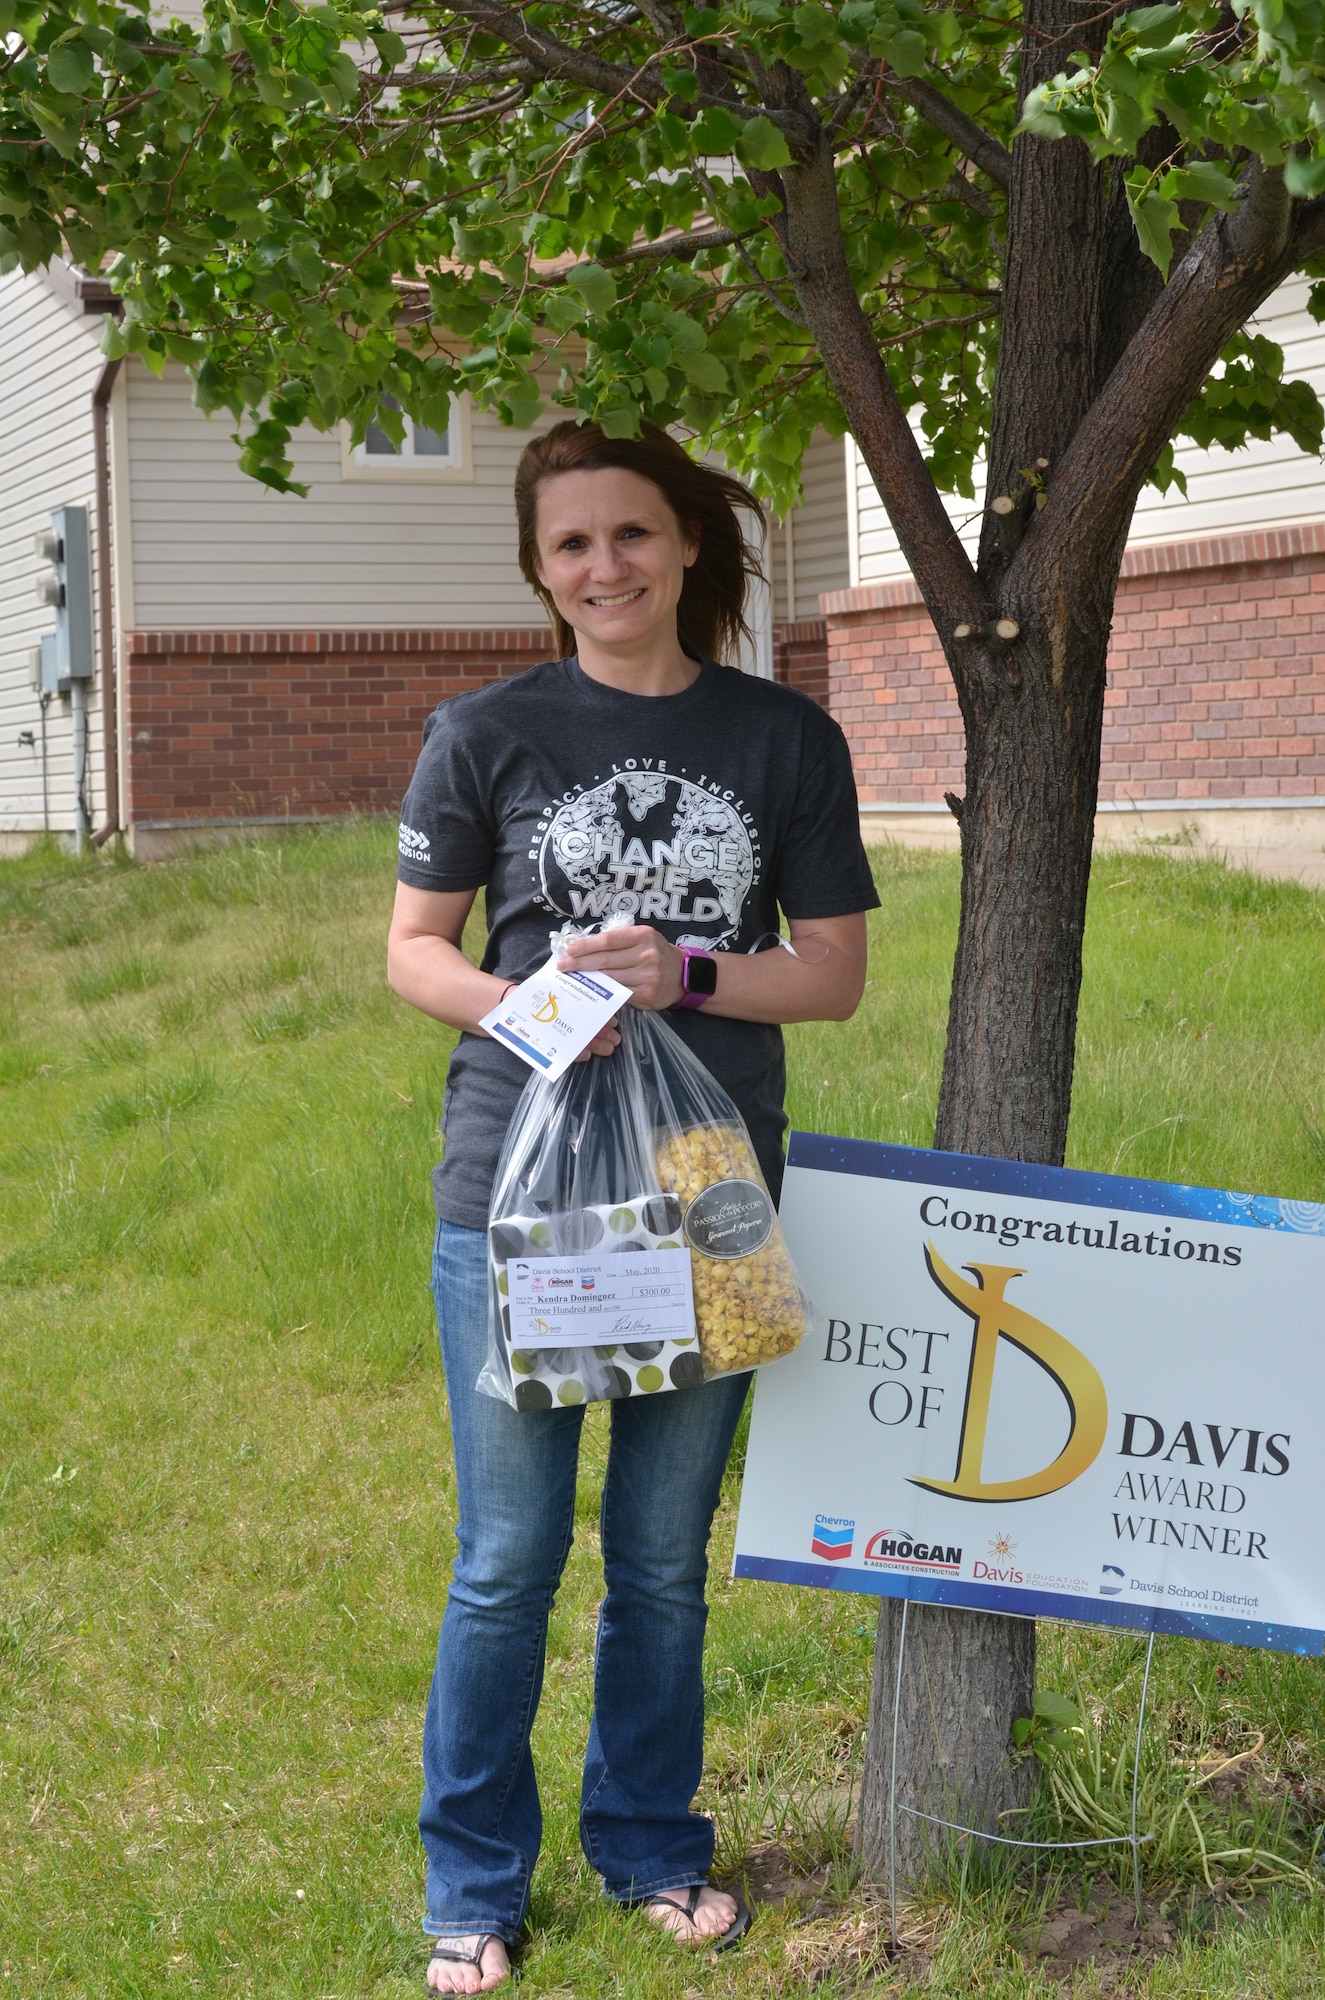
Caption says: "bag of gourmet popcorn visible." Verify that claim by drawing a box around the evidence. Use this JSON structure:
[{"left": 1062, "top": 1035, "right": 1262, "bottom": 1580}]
[{"left": 477, "top": 1004, "right": 815, "bottom": 1410}]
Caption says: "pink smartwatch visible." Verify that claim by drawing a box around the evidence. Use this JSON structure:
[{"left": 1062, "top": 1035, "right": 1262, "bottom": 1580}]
[{"left": 669, "top": 947, "right": 718, "bottom": 1011}]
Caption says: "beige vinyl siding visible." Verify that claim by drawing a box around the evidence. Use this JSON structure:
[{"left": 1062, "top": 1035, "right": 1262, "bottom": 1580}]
[
  {"left": 851, "top": 429, "right": 981, "bottom": 586},
  {"left": 125, "top": 363, "right": 560, "bottom": 630},
  {"left": 0, "top": 270, "right": 107, "bottom": 835},
  {"left": 769, "top": 430, "right": 852, "bottom": 620},
  {"left": 852, "top": 276, "right": 1325, "bottom": 585},
  {"left": 1128, "top": 276, "right": 1325, "bottom": 544}
]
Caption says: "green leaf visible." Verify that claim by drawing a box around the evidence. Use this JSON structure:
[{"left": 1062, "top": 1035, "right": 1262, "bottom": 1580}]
[
  {"left": 1163, "top": 160, "right": 1241, "bottom": 209},
  {"left": 679, "top": 347, "right": 728, "bottom": 393},
  {"left": 564, "top": 261, "right": 616, "bottom": 316},
  {"left": 543, "top": 290, "right": 585, "bottom": 333},
  {"left": 1122, "top": 4, "right": 1183, "bottom": 46},
  {"left": 654, "top": 110, "right": 690, "bottom": 157},
  {"left": 503, "top": 382, "right": 543, "bottom": 427},
  {"left": 598, "top": 402, "right": 642, "bottom": 437},
  {"left": 792, "top": 2, "right": 839, "bottom": 49},
  {"left": 1126, "top": 172, "right": 1180, "bottom": 275},
  {"left": 661, "top": 62, "right": 698, "bottom": 103},
  {"left": 1149, "top": 440, "right": 1188, "bottom": 497},
  {"left": 46, "top": 39, "right": 95, "bottom": 95},
  {"left": 692, "top": 105, "right": 741, "bottom": 153},
  {"left": 840, "top": 1, "right": 878, "bottom": 39},
  {"left": 1032, "top": 1690, "right": 1083, "bottom": 1729},
  {"left": 25, "top": 94, "right": 85, "bottom": 159},
  {"left": 1285, "top": 153, "right": 1325, "bottom": 197},
  {"left": 283, "top": 18, "right": 337, "bottom": 75},
  {"left": 326, "top": 51, "right": 361, "bottom": 101},
  {"left": 371, "top": 29, "right": 407, "bottom": 68},
  {"left": 734, "top": 114, "right": 792, "bottom": 171},
  {"left": 871, "top": 28, "right": 929, "bottom": 76},
  {"left": 1017, "top": 82, "right": 1072, "bottom": 141}
]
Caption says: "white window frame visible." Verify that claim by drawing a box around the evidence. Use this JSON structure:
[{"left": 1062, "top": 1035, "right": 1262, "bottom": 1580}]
[{"left": 340, "top": 392, "right": 474, "bottom": 481}]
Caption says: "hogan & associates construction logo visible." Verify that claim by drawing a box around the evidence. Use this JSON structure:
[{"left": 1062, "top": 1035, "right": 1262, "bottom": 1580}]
[{"left": 863, "top": 1530, "right": 962, "bottom": 1575}]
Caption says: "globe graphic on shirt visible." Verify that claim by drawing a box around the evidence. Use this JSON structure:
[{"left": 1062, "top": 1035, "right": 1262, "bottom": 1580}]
[{"left": 538, "top": 772, "right": 756, "bottom": 948}]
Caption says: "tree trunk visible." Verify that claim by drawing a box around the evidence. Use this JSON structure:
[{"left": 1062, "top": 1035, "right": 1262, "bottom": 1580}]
[
  {"left": 856, "top": 1599, "right": 1037, "bottom": 1882},
  {"left": 857, "top": 573, "right": 1116, "bottom": 1879},
  {"left": 764, "top": 8, "right": 1325, "bottom": 1895}
]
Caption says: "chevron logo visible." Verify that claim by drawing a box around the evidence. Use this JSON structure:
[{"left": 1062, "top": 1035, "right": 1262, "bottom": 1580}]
[{"left": 810, "top": 1516, "right": 854, "bottom": 1561}]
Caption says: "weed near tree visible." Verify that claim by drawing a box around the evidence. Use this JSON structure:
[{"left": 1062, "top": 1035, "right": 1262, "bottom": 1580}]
[{"left": 1, "top": 824, "right": 1322, "bottom": 1998}]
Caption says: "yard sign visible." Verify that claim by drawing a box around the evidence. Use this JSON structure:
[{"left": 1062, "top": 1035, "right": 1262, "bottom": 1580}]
[{"left": 733, "top": 1136, "right": 1325, "bottom": 1655}]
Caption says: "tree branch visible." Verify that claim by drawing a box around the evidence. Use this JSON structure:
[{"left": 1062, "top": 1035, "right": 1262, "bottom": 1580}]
[
  {"left": 940, "top": 169, "right": 996, "bottom": 222},
  {"left": 599, "top": 225, "right": 743, "bottom": 270},
  {"left": 1290, "top": 191, "right": 1325, "bottom": 264},
  {"left": 693, "top": 165, "right": 808, "bottom": 325},
  {"left": 410, "top": 86, "right": 529, "bottom": 127},
  {"left": 825, "top": 58, "right": 880, "bottom": 143},
  {"left": 769, "top": 119, "right": 985, "bottom": 630},
  {"left": 881, "top": 75, "right": 1010, "bottom": 189},
  {"left": 629, "top": 0, "right": 687, "bottom": 40},
  {"left": 1023, "top": 159, "right": 1303, "bottom": 599}
]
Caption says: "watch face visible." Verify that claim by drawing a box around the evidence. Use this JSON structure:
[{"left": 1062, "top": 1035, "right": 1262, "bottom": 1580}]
[{"left": 685, "top": 952, "right": 719, "bottom": 997}]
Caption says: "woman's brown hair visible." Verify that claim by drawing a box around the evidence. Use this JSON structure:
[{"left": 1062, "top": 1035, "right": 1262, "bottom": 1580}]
[{"left": 514, "top": 419, "right": 765, "bottom": 663}]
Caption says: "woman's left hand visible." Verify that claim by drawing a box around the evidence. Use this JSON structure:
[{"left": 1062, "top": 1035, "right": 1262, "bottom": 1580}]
[{"left": 556, "top": 924, "right": 684, "bottom": 1011}]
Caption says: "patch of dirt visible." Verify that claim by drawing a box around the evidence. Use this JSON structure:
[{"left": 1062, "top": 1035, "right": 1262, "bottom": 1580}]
[
  {"left": 1018, "top": 1878, "right": 1178, "bottom": 1987},
  {"left": 741, "top": 1840, "right": 824, "bottom": 1910}
]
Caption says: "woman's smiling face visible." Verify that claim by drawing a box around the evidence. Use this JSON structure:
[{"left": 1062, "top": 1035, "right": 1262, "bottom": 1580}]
[{"left": 533, "top": 466, "right": 699, "bottom": 657}]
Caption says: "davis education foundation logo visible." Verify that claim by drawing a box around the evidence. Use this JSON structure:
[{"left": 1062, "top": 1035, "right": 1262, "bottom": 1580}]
[{"left": 811, "top": 1515, "right": 854, "bottom": 1562}]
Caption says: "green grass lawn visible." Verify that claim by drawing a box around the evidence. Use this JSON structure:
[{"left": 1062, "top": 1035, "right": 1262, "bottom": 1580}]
[{"left": 2, "top": 825, "right": 1323, "bottom": 1999}]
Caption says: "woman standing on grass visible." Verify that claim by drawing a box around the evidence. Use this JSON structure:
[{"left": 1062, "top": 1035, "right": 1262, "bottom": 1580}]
[{"left": 387, "top": 419, "right": 878, "bottom": 1995}]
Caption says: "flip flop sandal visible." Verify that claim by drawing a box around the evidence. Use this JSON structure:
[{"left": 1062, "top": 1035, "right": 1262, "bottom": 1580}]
[
  {"left": 640, "top": 1883, "right": 753, "bottom": 1954},
  {"left": 425, "top": 1934, "right": 510, "bottom": 1989}
]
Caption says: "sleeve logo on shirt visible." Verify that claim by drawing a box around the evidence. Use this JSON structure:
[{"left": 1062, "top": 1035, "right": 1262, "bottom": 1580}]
[{"left": 399, "top": 822, "right": 431, "bottom": 863}]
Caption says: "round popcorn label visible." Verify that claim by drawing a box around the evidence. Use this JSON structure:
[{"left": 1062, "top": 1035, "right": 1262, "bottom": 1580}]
[{"left": 683, "top": 1179, "right": 775, "bottom": 1259}]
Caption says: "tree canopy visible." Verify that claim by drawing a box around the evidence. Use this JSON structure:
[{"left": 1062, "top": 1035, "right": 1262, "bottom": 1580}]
[{"left": 3, "top": 0, "right": 1324, "bottom": 504}]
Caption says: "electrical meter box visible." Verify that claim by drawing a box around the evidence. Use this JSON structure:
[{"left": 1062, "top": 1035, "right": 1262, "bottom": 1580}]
[{"left": 33, "top": 503, "right": 93, "bottom": 687}]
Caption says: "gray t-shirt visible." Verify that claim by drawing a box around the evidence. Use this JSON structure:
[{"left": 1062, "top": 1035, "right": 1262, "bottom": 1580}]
[{"left": 397, "top": 655, "right": 880, "bottom": 1230}]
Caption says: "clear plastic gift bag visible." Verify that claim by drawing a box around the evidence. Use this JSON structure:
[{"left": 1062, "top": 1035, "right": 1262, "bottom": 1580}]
[{"left": 478, "top": 1005, "right": 815, "bottom": 1410}]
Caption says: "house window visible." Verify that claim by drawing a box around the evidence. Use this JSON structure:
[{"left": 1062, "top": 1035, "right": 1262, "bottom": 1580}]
[{"left": 341, "top": 393, "right": 473, "bottom": 480}]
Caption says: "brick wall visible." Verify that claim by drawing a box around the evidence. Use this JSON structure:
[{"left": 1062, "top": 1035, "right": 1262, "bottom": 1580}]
[
  {"left": 823, "top": 524, "right": 1325, "bottom": 802},
  {"left": 124, "top": 627, "right": 552, "bottom": 824},
  {"left": 773, "top": 618, "right": 830, "bottom": 706},
  {"left": 123, "top": 622, "right": 835, "bottom": 828}
]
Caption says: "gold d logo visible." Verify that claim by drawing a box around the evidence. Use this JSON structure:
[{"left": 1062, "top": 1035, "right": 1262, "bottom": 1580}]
[
  {"left": 533, "top": 994, "right": 559, "bottom": 1023},
  {"left": 910, "top": 1245, "right": 1108, "bottom": 1504}
]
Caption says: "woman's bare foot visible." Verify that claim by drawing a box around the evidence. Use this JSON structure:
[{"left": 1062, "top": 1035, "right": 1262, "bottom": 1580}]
[
  {"left": 425, "top": 1933, "right": 510, "bottom": 1994},
  {"left": 643, "top": 1883, "right": 739, "bottom": 1944}
]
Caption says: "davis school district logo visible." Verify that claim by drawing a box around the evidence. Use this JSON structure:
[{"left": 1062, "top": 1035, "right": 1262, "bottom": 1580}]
[{"left": 811, "top": 1516, "right": 854, "bottom": 1562}]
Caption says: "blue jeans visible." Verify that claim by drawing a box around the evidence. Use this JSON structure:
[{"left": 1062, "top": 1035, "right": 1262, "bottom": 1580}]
[{"left": 420, "top": 1219, "right": 750, "bottom": 1943}]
